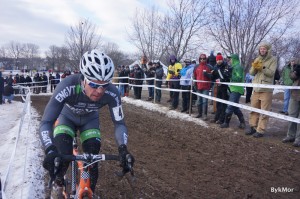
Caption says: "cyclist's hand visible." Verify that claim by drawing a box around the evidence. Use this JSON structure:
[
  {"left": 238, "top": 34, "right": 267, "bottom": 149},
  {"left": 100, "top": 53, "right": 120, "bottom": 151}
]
[
  {"left": 43, "top": 145, "right": 59, "bottom": 178},
  {"left": 118, "top": 144, "right": 135, "bottom": 173}
]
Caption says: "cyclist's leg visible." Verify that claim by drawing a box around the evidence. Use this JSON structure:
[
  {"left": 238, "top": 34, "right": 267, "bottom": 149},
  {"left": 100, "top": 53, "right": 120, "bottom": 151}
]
[
  {"left": 79, "top": 116, "right": 101, "bottom": 192},
  {"left": 53, "top": 114, "right": 76, "bottom": 186}
]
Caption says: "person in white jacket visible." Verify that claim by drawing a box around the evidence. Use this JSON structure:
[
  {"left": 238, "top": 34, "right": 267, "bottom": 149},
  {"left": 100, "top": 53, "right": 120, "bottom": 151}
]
[{"left": 180, "top": 59, "right": 195, "bottom": 113}]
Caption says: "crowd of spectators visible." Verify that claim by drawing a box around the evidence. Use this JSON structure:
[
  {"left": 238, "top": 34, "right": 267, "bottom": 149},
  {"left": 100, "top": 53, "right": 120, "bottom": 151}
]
[{"left": 112, "top": 41, "right": 300, "bottom": 148}]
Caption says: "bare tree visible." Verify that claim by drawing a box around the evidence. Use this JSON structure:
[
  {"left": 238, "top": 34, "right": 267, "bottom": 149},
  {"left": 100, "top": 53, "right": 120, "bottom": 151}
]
[
  {"left": 22, "top": 43, "right": 40, "bottom": 70},
  {"left": 0, "top": 46, "right": 8, "bottom": 58},
  {"left": 6, "top": 41, "right": 24, "bottom": 70},
  {"left": 162, "top": 0, "right": 209, "bottom": 61},
  {"left": 207, "top": 0, "right": 300, "bottom": 69},
  {"left": 102, "top": 42, "right": 132, "bottom": 66},
  {"left": 45, "top": 45, "right": 70, "bottom": 72},
  {"left": 128, "top": 6, "right": 168, "bottom": 61},
  {"left": 65, "top": 19, "right": 102, "bottom": 70},
  {"left": 128, "top": 0, "right": 209, "bottom": 63}
]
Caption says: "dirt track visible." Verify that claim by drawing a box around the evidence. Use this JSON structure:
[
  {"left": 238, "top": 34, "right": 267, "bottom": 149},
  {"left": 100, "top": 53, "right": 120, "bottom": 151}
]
[{"left": 31, "top": 93, "right": 300, "bottom": 199}]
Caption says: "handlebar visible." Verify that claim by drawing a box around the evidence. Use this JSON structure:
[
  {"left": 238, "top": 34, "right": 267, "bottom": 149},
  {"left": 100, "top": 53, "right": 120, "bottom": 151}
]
[{"left": 59, "top": 153, "right": 119, "bottom": 162}]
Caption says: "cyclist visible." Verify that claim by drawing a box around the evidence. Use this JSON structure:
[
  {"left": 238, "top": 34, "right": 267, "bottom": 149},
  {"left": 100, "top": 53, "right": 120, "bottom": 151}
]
[{"left": 39, "top": 50, "right": 134, "bottom": 198}]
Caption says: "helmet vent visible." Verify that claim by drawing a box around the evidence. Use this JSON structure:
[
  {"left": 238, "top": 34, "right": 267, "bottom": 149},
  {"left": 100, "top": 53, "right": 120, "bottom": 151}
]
[
  {"left": 104, "top": 58, "right": 108, "bottom": 65},
  {"left": 95, "top": 57, "right": 101, "bottom": 65}
]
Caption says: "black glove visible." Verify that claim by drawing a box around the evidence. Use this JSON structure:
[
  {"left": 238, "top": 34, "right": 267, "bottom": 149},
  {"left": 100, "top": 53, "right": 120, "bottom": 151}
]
[
  {"left": 43, "top": 145, "right": 60, "bottom": 178},
  {"left": 118, "top": 144, "right": 135, "bottom": 173}
]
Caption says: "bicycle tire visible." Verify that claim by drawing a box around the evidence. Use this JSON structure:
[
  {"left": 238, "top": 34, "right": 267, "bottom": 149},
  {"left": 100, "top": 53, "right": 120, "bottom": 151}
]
[{"left": 64, "top": 161, "right": 78, "bottom": 199}]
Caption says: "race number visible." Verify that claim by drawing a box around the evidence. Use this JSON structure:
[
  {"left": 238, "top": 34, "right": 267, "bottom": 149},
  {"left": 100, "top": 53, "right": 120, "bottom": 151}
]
[{"left": 112, "top": 105, "right": 124, "bottom": 121}]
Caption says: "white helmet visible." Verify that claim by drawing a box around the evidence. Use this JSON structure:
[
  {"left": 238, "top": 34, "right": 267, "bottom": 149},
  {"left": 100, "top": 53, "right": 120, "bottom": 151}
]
[{"left": 80, "top": 50, "right": 114, "bottom": 81}]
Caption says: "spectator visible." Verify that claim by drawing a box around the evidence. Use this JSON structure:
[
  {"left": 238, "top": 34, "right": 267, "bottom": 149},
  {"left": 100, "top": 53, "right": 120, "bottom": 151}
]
[
  {"left": 33, "top": 73, "right": 42, "bottom": 94},
  {"left": 282, "top": 61, "right": 300, "bottom": 147},
  {"left": 245, "top": 42, "right": 277, "bottom": 138},
  {"left": 42, "top": 72, "right": 48, "bottom": 93},
  {"left": 7, "top": 73, "right": 13, "bottom": 85},
  {"left": 19, "top": 74, "right": 26, "bottom": 94},
  {"left": 193, "top": 54, "right": 212, "bottom": 120},
  {"left": 144, "top": 62, "right": 156, "bottom": 101},
  {"left": 25, "top": 73, "right": 32, "bottom": 87},
  {"left": 124, "top": 66, "right": 130, "bottom": 97},
  {"left": 180, "top": 59, "right": 194, "bottom": 113},
  {"left": 166, "top": 55, "right": 182, "bottom": 110},
  {"left": 210, "top": 54, "right": 232, "bottom": 124},
  {"left": 119, "top": 65, "right": 130, "bottom": 97},
  {"left": 54, "top": 72, "right": 60, "bottom": 90},
  {"left": 220, "top": 54, "right": 246, "bottom": 129},
  {"left": 154, "top": 61, "right": 164, "bottom": 103},
  {"left": 14, "top": 74, "right": 20, "bottom": 94},
  {"left": 2, "top": 82, "right": 14, "bottom": 104},
  {"left": 279, "top": 58, "right": 295, "bottom": 115},
  {"left": 207, "top": 50, "right": 216, "bottom": 67},
  {"left": 245, "top": 72, "right": 254, "bottom": 103},
  {"left": 132, "top": 64, "right": 144, "bottom": 99},
  {"left": 49, "top": 73, "right": 55, "bottom": 92},
  {"left": 0, "top": 72, "right": 4, "bottom": 105}
]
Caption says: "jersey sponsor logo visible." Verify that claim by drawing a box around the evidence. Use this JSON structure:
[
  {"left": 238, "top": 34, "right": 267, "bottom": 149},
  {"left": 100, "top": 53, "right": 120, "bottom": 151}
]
[
  {"left": 66, "top": 104, "right": 96, "bottom": 114},
  {"left": 55, "top": 85, "right": 76, "bottom": 102},
  {"left": 112, "top": 105, "right": 124, "bottom": 121},
  {"left": 41, "top": 130, "right": 52, "bottom": 146}
]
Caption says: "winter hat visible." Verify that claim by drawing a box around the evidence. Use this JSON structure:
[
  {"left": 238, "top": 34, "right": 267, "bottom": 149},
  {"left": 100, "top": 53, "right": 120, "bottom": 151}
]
[
  {"left": 169, "top": 55, "right": 176, "bottom": 61},
  {"left": 216, "top": 54, "right": 223, "bottom": 61},
  {"left": 184, "top": 58, "right": 191, "bottom": 64}
]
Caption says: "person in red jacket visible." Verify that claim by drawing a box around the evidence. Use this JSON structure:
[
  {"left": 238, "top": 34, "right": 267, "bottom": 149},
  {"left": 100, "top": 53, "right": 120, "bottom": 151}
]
[{"left": 193, "top": 54, "right": 212, "bottom": 120}]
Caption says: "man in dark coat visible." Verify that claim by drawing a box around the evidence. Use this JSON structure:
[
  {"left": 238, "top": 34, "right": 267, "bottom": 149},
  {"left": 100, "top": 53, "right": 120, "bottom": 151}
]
[{"left": 0, "top": 72, "right": 4, "bottom": 104}]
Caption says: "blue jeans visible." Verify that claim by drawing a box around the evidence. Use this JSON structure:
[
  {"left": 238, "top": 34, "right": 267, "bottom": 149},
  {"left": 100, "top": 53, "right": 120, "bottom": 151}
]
[
  {"left": 197, "top": 89, "right": 209, "bottom": 110},
  {"left": 226, "top": 92, "right": 242, "bottom": 115},
  {"left": 155, "top": 82, "right": 162, "bottom": 102},
  {"left": 283, "top": 89, "right": 291, "bottom": 113},
  {"left": 148, "top": 86, "right": 154, "bottom": 98},
  {"left": 119, "top": 85, "right": 125, "bottom": 96},
  {"left": 3, "top": 95, "right": 14, "bottom": 102}
]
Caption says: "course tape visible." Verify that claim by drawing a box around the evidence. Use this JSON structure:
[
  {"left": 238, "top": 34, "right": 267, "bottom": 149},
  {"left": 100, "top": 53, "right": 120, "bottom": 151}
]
[
  {"left": 112, "top": 76, "right": 300, "bottom": 123},
  {"left": 191, "top": 91, "right": 300, "bottom": 123},
  {"left": 112, "top": 76, "right": 300, "bottom": 89}
]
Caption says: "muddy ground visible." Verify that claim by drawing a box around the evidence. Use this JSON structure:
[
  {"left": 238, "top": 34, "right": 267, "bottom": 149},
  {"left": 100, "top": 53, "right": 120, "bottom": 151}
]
[{"left": 30, "top": 90, "right": 300, "bottom": 199}]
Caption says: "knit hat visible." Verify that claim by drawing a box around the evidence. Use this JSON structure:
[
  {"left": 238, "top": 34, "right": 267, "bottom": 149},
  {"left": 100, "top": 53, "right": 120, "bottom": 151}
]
[
  {"left": 216, "top": 54, "right": 223, "bottom": 61},
  {"left": 169, "top": 55, "right": 176, "bottom": 60}
]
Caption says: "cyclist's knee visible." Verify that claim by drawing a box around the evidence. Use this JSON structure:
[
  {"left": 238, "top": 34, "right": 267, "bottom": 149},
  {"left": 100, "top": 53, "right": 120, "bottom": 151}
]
[
  {"left": 82, "top": 137, "right": 101, "bottom": 154},
  {"left": 54, "top": 134, "right": 73, "bottom": 155}
]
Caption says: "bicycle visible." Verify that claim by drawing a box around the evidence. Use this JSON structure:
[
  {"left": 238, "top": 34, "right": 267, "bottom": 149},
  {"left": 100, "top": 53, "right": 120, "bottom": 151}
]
[{"left": 48, "top": 137, "right": 134, "bottom": 199}]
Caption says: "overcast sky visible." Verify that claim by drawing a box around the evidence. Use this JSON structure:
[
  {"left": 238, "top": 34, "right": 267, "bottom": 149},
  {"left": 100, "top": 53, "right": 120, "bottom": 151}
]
[{"left": 0, "top": 0, "right": 167, "bottom": 55}]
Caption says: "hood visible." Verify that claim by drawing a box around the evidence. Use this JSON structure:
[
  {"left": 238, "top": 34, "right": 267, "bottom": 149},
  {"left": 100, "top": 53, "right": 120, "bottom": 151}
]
[
  {"left": 258, "top": 42, "right": 272, "bottom": 60},
  {"left": 230, "top": 54, "right": 240, "bottom": 68}
]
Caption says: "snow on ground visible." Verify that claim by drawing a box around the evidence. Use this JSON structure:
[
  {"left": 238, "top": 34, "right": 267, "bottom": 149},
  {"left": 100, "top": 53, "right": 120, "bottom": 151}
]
[{"left": 0, "top": 100, "right": 45, "bottom": 199}]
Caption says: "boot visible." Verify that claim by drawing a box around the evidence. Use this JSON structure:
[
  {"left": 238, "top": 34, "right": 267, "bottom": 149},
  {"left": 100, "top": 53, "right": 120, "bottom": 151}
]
[
  {"left": 236, "top": 111, "right": 246, "bottom": 129},
  {"left": 203, "top": 105, "right": 208, "bottom": 121},
  {"left": 220, "top": 113, "right": 232, "bottom": 128},
  {"left": 195, "top": 106, "right": 202, "bottom": 118}
]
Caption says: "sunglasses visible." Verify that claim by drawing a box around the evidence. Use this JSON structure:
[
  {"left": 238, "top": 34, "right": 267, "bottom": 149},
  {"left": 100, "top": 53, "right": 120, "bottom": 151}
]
[
  {"left": 85, "top": 77, "right": 110, "bottom": 89},
  {"left": 200, "top": 58, "right": 206, "bottom": 60}
]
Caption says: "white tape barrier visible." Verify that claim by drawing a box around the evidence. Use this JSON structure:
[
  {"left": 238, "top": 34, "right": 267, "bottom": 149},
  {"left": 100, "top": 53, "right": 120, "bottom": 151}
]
[
  {"left": 112, "top": 76, "right": 300, "bottom": 123},
  {"left": 2, "top": 87, "right": 31, "bottom": 198},
  {"left": 192, "top": 91, "right": 300, "bottom": 123},
  {"left": 114, "top": 76, "right": 300, "bottom": 89}
]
